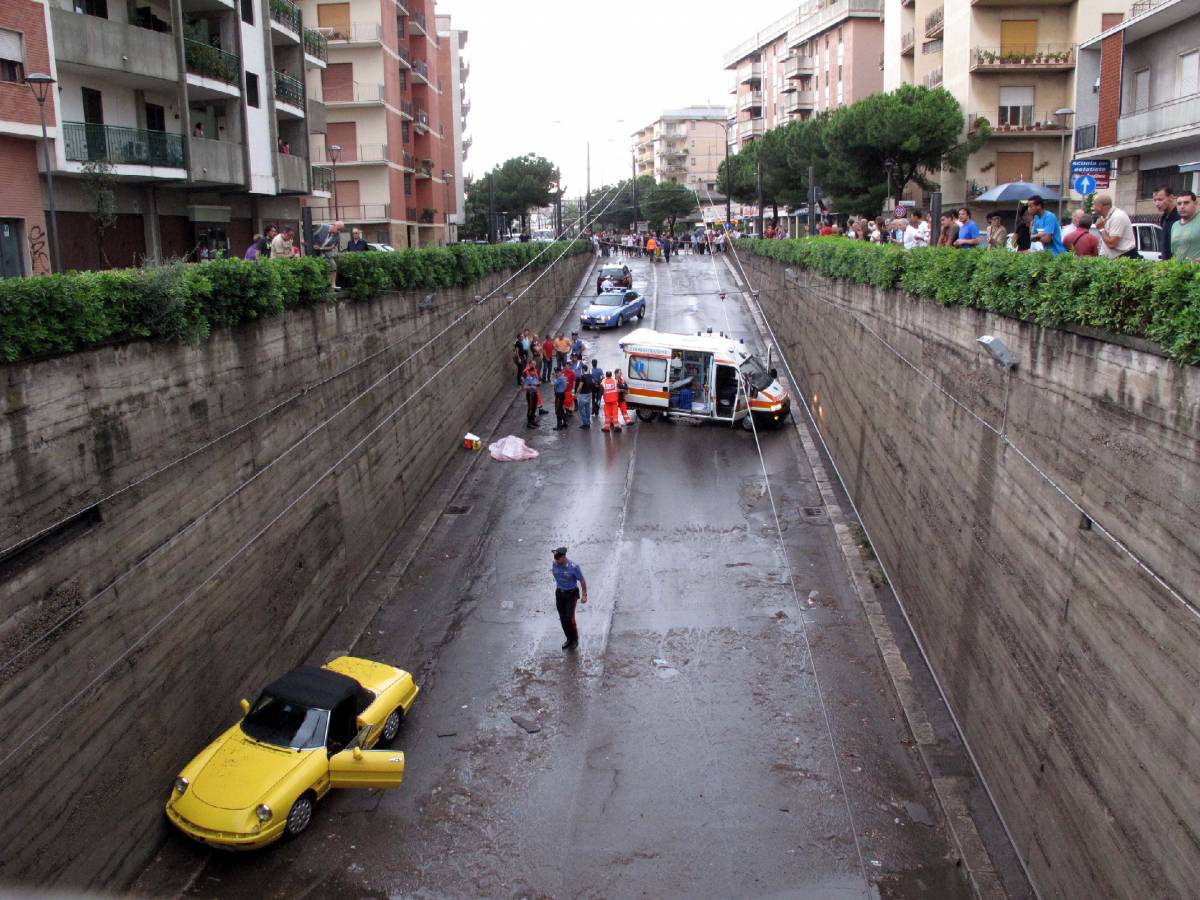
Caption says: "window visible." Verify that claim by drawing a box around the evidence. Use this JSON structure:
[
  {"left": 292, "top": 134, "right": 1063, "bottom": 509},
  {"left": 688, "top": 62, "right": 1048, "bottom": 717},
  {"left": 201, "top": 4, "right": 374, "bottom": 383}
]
[
  {"left": 398, "top": 70, "right": 407, "bottom": 91},
  {"left": 76, "top": 0, "right": 109, "bottom": 17},
  {"left": 0, "top": 28, "right": 24, "bottom": 83},
  {"left": 628, "top": 355, "right": 667, "bottom": 382},
  {"left": 240, "top": 0, "right": 253, "bottom": 25},
  {"left": 246, "top": 71, "right": 260, "bottom": 108},
  {"left": 404, "top": 173, "right": 412, "bottom": 194},
  {"left": 1138, "top": 166, "right": 1188, "bottom": 199},
  {"left": 1133, "top": 67, "right": 1150, "bottom": 111},
  {"left": 998, "top": 86, "right": 1034, "bottom": 128},
  {"left": 1180, "top": 50, "right": 1199, "bottom": 97},
  {"left": 401, "top": 121, "right": 410, "bottom": 142}
]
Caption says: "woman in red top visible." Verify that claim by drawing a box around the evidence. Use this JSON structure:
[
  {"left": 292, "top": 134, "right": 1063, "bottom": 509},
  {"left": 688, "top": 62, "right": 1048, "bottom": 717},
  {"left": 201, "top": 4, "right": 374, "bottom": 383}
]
[
  {"left": 540, "top": 335, "right": 554, "bottom": 382},
  {"left": 563, "top": 363, "right": 577, "bottom": 413}
]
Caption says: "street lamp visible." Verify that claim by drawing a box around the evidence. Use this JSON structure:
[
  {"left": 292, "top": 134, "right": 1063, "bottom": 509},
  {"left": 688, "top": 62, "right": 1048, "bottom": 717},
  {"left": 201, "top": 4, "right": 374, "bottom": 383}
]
[
  {"left": 883, "top": 157, "right": 896, "bottom": 215},
  {"left": 1055, "top": 107, "right": 1075, "bottom": 219},
  {"left": 328, "top": 143, "right": 341, "bottom": 220},
  {"left": 26, "top": 73, "right": 61, "bottom": 273}
]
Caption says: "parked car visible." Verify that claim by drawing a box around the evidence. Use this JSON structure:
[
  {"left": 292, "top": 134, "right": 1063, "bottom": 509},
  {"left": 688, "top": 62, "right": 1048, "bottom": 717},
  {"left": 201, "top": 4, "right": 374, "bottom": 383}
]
[
  {"left": 366, "top": 242, "right": 395, "bottom": 252},
  {"left": 1086, "top": 221, "right": 1162, "bottom": 260},
  {"left": 165, "top": 657, "right": 419, "bottom": 850},
  {"left": 581, "top": 289, "right": 646, "bottom": 329},
  {"left": 596, "top": 263, "right": 632, "bottom": 294}
]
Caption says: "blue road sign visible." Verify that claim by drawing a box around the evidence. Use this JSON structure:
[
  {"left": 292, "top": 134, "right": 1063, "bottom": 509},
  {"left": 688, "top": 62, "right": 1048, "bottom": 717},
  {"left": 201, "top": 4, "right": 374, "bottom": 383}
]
[{"left": 1073, "top": 174, "right": 1096, "bottom": 196}]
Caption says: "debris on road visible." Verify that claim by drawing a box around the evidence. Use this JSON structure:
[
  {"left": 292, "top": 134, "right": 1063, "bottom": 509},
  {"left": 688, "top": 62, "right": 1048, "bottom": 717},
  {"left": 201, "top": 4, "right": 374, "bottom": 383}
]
[
  {"left": 489, "top": 435, "right": 538, "bottom": 461},
  {"left": 436, "top": 731, "right": 457, "bottom": 738},
  {"left": 511, "top": 715, "right": 542, "bottom": 734},
  {"left": 652, "top": 658, "right": 671, "bottom": 668}
]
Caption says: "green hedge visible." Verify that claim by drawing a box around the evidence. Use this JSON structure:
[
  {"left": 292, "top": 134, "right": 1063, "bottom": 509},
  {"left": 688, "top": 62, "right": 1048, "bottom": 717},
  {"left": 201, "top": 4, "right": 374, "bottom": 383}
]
[
  {"left": 0, "top": 241, "right": 587, "bottom": 363},
  {"left": 739, "top": 238, "right": 1200, "bottom": 365}
]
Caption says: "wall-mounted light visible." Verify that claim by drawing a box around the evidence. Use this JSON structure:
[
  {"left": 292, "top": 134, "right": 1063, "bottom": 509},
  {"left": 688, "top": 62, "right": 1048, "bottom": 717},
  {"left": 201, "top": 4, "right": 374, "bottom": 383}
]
[{"left": 977, "top": 335, "right": 1018, "bottom": 370}]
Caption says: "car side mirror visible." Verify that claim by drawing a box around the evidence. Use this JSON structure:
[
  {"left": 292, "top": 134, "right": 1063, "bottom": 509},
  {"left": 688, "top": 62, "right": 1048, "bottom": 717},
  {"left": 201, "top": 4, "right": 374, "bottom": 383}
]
[
  {"left": 769, "top": 368, "right": 777, "bottom": 380},
  {"left": 352, "top": 746, "right": 363, "bottom": 761},
  {"left": 240, "top": 698, "right": 250, "bottom": 715}
]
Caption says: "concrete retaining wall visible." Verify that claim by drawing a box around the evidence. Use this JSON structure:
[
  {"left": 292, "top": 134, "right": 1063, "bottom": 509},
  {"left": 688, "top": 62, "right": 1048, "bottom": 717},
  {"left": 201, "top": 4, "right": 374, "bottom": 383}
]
[
  {"left": 0, "top": 253, "right": 589, "bottom": 888},
  {"left": 740, "top": 253, "right": 1200, "bottom": 900}
]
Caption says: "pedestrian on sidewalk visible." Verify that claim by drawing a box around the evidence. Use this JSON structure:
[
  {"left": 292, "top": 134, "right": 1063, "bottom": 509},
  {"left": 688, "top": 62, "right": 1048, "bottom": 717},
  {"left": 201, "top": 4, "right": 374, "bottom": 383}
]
[
  {"left": 540, "top": 334, "right": 554, "bottom": 382},
  {"left": 551, "top": 547, "right": 588, "bottom": 651},
  {"left": 576, "top": 363, "right": 593, "bottom": 429},
  {"left": 524, "top": 368, "right": 541, "bottom": 428},
  {"left": 553, "top": 368, "right": 569, "bottom": 430}
]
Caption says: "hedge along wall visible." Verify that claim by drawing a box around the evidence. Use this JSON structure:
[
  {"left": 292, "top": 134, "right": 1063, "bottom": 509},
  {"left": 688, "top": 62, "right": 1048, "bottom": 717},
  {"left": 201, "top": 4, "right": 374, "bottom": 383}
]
[
  {"left": 738, "top": 238, "right": 1200, "bottom": 365},
  {"left": 735, "top": 244, "right": 1200, "bottom": 899},
  {"left": 0, "top": 241, "right": 588, "bottom": 362},
  {"left": 0, "top": 244, "right": 592, "bottom": 888}
]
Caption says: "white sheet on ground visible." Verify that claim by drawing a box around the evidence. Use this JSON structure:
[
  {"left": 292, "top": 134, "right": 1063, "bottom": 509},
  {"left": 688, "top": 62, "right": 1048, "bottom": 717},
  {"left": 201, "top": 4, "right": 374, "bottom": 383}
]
[{"left": 488, "top": 435, "right": 539, "bottom": 461}]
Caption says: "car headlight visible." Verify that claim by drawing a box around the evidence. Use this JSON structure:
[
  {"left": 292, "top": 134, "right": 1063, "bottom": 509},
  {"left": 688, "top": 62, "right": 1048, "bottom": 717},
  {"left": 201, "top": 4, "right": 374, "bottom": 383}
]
[
  {"left": 173, "top": 776, "right": 189, "bottom": 795},
  {"left": 255, "top": 804, "right": 273, "bottom": 822}
]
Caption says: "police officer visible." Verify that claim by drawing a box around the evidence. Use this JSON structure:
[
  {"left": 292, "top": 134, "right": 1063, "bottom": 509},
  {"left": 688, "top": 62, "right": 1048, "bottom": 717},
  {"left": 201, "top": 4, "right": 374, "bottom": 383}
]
[
  {"left": 552, "top": 367, "right": 569, "bottom": 430},
  {"left": 550, "top": 547, "right": 588, "bottom": 650},
  {"left": 590, "top": 358, "right": 604, "bottom": 416}
]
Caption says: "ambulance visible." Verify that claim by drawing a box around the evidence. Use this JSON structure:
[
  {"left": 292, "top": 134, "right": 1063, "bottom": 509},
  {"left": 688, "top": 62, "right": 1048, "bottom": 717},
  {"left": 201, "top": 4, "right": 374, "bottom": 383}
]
[{"left": 619, "top": 327, "right": 791, "bottom": 428}]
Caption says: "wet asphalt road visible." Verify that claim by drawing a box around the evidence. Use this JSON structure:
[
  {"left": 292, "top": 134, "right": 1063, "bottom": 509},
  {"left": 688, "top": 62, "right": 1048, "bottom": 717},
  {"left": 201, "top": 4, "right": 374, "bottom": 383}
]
[{"left": 152, "top": 250, "right": 976, "bottom": 900}]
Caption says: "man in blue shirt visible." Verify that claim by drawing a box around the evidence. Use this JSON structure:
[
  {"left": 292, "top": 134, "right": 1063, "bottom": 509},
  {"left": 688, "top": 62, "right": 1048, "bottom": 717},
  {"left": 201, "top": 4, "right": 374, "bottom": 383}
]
[
  {"left": 953, "top": 208, "right": 982, "bottom": 248},
  {"left": 551, "top": 547, "right": 588, "bottom": 650},
  {"left": 1028, "top": 195, "right": 1065, "bottom": 255}
]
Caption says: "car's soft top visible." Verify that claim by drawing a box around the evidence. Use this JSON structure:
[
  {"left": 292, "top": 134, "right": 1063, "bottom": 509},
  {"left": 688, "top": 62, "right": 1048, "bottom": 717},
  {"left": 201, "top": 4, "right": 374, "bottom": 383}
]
[{"left": 265, "top": 665, "right": 362, "bottom": 711}]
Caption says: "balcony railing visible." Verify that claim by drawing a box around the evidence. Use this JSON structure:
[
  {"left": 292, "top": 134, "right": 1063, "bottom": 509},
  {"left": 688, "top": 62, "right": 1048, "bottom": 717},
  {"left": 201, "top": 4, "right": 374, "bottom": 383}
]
[
  {"left": 786, "top": 91, "right": 816, "bottom": 112},
  {"left": 737, "top": 118, "right": 765, "bottom": 139},
  {"left": 324, "top": 80, "right": 385, "bottom": 103},
  {"left": 412, "top": 59, "right": 431, "bottom": 83},
  {"left": 398, "top": 44, "right": 411, "bottom": 66},
  {"left": 924, "top": 5, "right": 943, "bottom": 37},
  {"left": 410, "top": 9, "right": 427, "bottom": 34},
  {"left": 401, "top": 99, "right": 414, "bottom": 119},
  {"left": 326, "top": 22, "right": 382, "bottom": 43},
  {"left": 402, "top": 151, "right": 415, "bottom": 170},
  {"left": 312, "top": 165, "right": 333, "bottom": 192},
  {"left": 303, "top": 27, "right": 328, "bottom": 62},
  {"left": 406, "top": 206, "right": 418, "bottom": 221},
  {"left": 62, "top": 122, "right": 184, "bottom": 167},
  {"left": 1074, "top": 123, "right": 1097, "bottom": 152},
  {"left": 184, "top": 38, "right": 240, "bottom": 85},
  {"left": 901, "top": 30, "right": 915, "bottom": 54},
  {"left": 277, "top": 152, "right": 308, "bottom": 192},
  {"left": 274, "top": 71, "right": 304, "bottom": 107},
  {"left": 1117, "top": 91, "right": 1200, "bottom": 143},
  {"left": 782, "top": 54, "right": 815, "bottom": 78},
  {"left": 738, "top": 91, "right": 764, "bottom": 111},
  {"left": 924, "top": 66, "right": 943, "bottom": 87},
  {"left": 739, "top": 63, "right": 763, "bottom": 84},
  {"left": 312, "top": 203, "right": 391, "bottom": 222},
  {"left": 314, "top": 143, "right": 387, "bottom": 162},
  {"left": 968, "top": 111, "right": 1070, "bottom": 134},
  {"left": 786, "top": 0, "right": 883, "bottom": 48},
  {"left": 970, "top": 45, "right": 1075, "bottom": 69},
  {"left": 416, "top": 159, "right": 433, "bottom": 177},
  {"left": 269, "top": 0, "right": 301, "bottom": 34},
  {"left": 415, "top": 108, "right": 430, "bottom": 129}
]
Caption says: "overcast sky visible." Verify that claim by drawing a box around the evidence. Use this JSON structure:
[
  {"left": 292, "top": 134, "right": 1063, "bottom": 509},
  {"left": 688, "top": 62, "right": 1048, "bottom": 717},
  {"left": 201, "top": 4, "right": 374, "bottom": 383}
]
[{"left": 444, "top": 0, "right": 798, "bottom": 198}]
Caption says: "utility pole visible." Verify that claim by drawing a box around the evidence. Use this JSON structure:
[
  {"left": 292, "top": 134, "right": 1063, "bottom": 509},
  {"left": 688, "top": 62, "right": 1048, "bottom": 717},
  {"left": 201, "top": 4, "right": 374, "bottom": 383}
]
[
  {"left": 808, "top": 165, "right": 816, "bottom": 237},
  {"left": 488, "top": 177, "right": 495, "bottom": 243},
  {"left": 756, "top": 158, "right": 764, "bottom": 237},
  {"left": 723, "top": 124, "right": 731, "bottom": 230},
  {"left": 632, "top": 153, "right": 638, "bottom": 231}
]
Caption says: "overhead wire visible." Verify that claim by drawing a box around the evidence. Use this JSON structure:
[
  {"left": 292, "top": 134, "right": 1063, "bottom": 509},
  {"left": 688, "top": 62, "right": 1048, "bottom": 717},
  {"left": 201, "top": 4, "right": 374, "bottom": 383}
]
[{"left": 0, "top": 183, "right": 624, "bottom": 680}]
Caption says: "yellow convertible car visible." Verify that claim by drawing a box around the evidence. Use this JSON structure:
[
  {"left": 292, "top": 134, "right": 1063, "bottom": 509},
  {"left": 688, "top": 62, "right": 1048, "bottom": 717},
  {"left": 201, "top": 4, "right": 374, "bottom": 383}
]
[{"left": 165, "top": 656, "right": 419, "bottom": 849}]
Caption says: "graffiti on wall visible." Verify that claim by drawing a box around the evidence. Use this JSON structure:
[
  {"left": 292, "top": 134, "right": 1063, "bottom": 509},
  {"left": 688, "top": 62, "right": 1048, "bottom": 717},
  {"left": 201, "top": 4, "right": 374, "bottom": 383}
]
[{"left": 28, "top": 225, "right": 50, "bottom": 275}]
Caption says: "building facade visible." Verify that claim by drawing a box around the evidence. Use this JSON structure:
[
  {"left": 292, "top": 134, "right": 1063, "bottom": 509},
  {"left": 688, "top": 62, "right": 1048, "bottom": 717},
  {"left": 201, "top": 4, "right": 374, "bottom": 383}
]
[
  {"left": 884, "top": 0, "right": 1105, "bottom": 208},
  {"left": 1, "top": 0, "right": 334, "bottom": 273},
  {"left": 302, "top": 0, "right": 460, "bottom": 248},
  {"left": 631, "top": 106, "right": 727, "bottom": 196},
  {"left": 1073, "top": 0, "right": 1199, "bottom": 219},
  {"left": 439, "top": 13, "right": 466, "bottom": 235},
  {"left": 724, "top": 1, "right": 884, "bottom": 155}
]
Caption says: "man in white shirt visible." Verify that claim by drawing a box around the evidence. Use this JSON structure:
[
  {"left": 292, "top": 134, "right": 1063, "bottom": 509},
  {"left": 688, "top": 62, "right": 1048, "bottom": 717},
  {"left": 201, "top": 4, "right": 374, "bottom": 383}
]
[
  {"left": 1061, "top": 208, "right": 1084, "bottom": 243},
  {"left": 1092, "top": 194, "right": 1137, "bottom": 259},
  {"left": 903, "top": 209, "right": 930, "bottom": 249}
]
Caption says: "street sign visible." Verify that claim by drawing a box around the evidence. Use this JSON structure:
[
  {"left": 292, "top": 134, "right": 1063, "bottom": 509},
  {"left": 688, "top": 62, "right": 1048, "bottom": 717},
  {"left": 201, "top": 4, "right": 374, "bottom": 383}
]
[
  {"left": 1073, "top": 175, "right": 1096, "bottom": 196},
  {"left": 1070, "top": 159, "right": 1111, "bottom": 189}
]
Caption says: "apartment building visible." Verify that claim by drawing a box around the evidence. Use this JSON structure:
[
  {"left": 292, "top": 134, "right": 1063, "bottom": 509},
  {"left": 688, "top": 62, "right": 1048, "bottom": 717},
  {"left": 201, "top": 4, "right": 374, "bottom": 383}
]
[
  {"left": 1073, "top": 0, "right": 1199, "bottom": 218},
  {"left": 303, "top": 0, "right": 459, "bottom": 248},
  {"left": 884, "top": 0, "right": 1105, "bottom": 207},
  {"left": 631, "top": 107, "right": 727, "bottom": 196},
  {"left": 0, "top": 0, "right": 332, "bottom": 273},
  {"left": 724, "top": 1, "right": 884, "bottom": 154},
  {"left": 438, "top": 13, "right": 467, "bottom": 237},
  {"left": 0, "top": 1, "right": 54, "bottom": 277}
]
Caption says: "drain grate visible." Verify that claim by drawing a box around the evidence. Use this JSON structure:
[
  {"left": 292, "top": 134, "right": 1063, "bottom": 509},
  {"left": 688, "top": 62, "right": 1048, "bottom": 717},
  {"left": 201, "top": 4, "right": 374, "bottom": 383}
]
[
  {"left": 803, "top": 507, "right": 826, "bottom": 517},
  {"left": 444, "top": 505, "right": 472, "bottom": 516}
]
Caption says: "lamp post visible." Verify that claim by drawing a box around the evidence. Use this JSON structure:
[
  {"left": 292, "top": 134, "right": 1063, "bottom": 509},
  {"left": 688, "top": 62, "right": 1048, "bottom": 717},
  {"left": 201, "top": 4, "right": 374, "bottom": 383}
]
[
  {"left": 328, "top": 143, "right": 341, "bottom": 220},
  {"left": 26, "top": 73, "right": 61, "bottom": 273},
  {"left": 883, "top": 157, "right": 896, "bottom": 216},
  {"left": 1055, "top": 107, "right": 1075, "bottom": 219}
]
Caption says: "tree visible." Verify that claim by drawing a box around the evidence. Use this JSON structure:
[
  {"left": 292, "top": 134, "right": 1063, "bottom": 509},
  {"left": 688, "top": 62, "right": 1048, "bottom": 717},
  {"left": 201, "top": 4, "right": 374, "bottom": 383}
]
[
  {"left": 586, "top": 175, "right": 656, "bottom": 231},
  {"left": 644, "top": 181, "right": 698, "bottom": 233},
  {"left": 80, "top": 160, "right": 117, "bottom": 268},
  {"left": 463, "top": 154, "right": 562, "bottom": 239},
  {"left": 819, "top": 85, "right": 989, "bottom": 216}
]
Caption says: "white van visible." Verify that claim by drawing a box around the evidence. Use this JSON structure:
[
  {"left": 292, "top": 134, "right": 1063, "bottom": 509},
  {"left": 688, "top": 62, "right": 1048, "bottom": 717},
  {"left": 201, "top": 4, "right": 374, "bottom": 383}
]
[{"left": 619, "top": 328, "right": 790, "bottom": 428}]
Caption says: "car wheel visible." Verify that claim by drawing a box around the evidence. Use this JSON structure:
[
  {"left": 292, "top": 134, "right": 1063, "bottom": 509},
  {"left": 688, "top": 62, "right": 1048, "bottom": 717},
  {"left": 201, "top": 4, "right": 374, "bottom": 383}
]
[
  {"left": 284, "top": 793, "right": 315, "bottom": 839},
  {"left": 380, "top": 708, "right": 403, "bottom": 746},
  {"left": 637, "top": 307, "right": 645, "bottom": 319},
  {"left": 616, "top": 314, "right": 625, "bottom": 327},
  {"left": 742, "top": 414, "right": 756, "bottom": 432},
  {"left": 636, "top": 408, "right": 658, "bottom": 422}
]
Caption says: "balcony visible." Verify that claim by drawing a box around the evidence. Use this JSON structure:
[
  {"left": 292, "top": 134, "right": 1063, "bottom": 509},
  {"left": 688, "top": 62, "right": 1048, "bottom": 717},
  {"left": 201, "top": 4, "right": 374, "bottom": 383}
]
[
  {"left": 924, "top": 6, "right": 943, "bottom": 38},
  {"left": 968, "top": 111, "right": 1071, "bottom": 136},
  {"left": 737, "top": 118, "right": 765, "bottom": 140},
  {"left": 786, "top": 91, "right": 816, "bottom": 113},
  {"left": 924, "top": 66, "right": 943, "bottom": 88},
  {"left": 402, "top": 151, "right": 415, "bottom": 171},
  {"left": 739, "top": 63, "right": 763, "bottom": 85},
  {"left": 324, "top": 80, "right": 385, "bottom": 105},
  {"left": 970, "top": 45, "right": 1075, "bottom": 71},
  {"left": 189, "top": 137, "right": 244, "bottom": 186},
  {"left": 62, "top": 122, "right": 185, "bottom": 171},
  {"left": 311, "top": 165, "right": 333, "bottom": 195},
  {"left": 778, "top": 77, "right": 797, "bottom": 95},
  {"left": 401, "top": 99, "right": 414, "bottom": 120},
  {"left": 274, "top": 71, "right": 305, "bottom": 113},
  {"left": 397, "top": 44, "right": 411, "bottom": 67},
  {"left": 268, "top": 0, "right": 301, "bottom": 38},
  {"left": 415, "top": 108, "right": 430, "bottom": 132},
  {"left": 1074, "top": 123, "right": 1097, "bottom": 153},
  {"left": 460, "top": 60, "right": 469, "bottom": 80},
  {"left": 277, "top": 152, "right": 309, "bottom": 192},
  {"left": 1116, "top": 92, "right": 1200, "bottom": 146},
  {"left": 783, "top": 54, "right": 815, "bottom": 79},
  {"left": 314, "top": 143, "right": 388, "bottom": 163},
  {"left": 900, "top": 29, "right": 915, "bottom": 55},
  {"left": 312, "top": 203, "right": 390, "bottom": 223},
  {"left": 303, "top": 28, "right": 328, "bottom": 66},
  {"left": 184, "top": 39, "right": 241, "bottom": 96},
  {"left": 461, "top": 96, "right": 471, "bottom": 115},
  {"left": 738, "top": 91, "right": 764, "bottom": 112},
  {"left": 325, "top": 22, "right": 383, "bottom": 44},
  {"left": 412, "top": 59, "right": 432, "bottom": 86},
  {"left": 307, "top": 96, "right": 326, "bottom": 133},
  {"left": 787, "top": 0, "right": 883, "bottom": 48},
  {"left": 416, "top": 158, "right": 433, "bottom": 178},
  {"left": 409, "top": 9, "right": 428, "bottom": 35},
  {"left": 50, "top": 8, "right": 177, "bottom": 88}
]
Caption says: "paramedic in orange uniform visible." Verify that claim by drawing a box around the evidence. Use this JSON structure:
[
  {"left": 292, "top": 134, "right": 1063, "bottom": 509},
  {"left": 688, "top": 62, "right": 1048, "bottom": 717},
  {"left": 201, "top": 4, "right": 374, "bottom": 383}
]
[{"left": 601, "top": 371, "right": 621, "bottom": 432}]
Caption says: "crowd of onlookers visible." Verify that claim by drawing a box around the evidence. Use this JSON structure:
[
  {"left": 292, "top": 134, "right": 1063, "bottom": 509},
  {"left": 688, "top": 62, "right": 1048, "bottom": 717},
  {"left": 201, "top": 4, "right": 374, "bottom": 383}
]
[
  {"left": 797, "top": 184, "right": 1199, "bottom": 261},
  {"left": 588, "top": 228, "right": 735, "bottom": 260}
]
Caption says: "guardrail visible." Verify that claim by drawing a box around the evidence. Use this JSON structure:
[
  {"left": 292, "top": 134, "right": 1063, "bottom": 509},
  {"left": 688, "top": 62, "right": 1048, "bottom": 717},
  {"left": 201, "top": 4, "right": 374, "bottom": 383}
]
[
  {"left": 274, "top": 70, "right": 304, "bottom": 107},
  {"left": 970, "top": 45, "right": 1075, "bottom": 68},
  {"left": 326, "top": 22, "right": 382, "bottom": 43},
  {"left": 184, "top": 38, "right": 240, "bottom": 85},
  {"left": 62, "top": 121, "right": 184, "bottom": 167},
  {"left": 324, "top": 80, "right": 385, "bottom": 103},
  {"left": 303, "top": 27, "right": 328, "bottom": 61},
  {"left": 312, "top": 203, "right": 391, "bottom": 221},
  {"left": 268, "top": 0, "right": 301, "bottom": 34}
]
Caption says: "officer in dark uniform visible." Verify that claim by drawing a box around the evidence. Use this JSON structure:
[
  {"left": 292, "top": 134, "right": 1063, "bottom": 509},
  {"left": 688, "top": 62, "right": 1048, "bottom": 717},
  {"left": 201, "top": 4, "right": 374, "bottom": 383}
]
[{"left": 550, "top": 547, "right": 588, "bottom": 650}]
